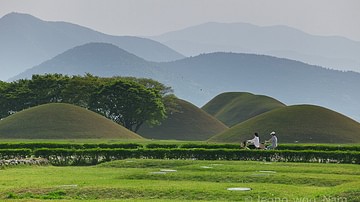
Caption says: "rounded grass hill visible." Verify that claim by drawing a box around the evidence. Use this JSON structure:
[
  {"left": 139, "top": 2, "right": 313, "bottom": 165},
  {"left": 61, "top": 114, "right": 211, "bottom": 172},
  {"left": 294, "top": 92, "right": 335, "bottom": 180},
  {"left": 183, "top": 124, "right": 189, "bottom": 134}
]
[
  {"left": 209, "top": 105, "right": 360, "bottom": 143},
  {"left": 202, "top": 92, "right": 286, "bottom": 127},
  {"left": 137, "top": 98, "right": 228, "bottom": 140},
  {"left": 0, "top": 103, "right": 143, "bottom": 139}
]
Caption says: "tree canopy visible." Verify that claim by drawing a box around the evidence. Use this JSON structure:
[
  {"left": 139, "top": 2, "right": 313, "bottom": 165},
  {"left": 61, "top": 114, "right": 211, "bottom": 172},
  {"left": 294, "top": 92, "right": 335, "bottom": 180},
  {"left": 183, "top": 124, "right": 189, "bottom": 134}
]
[
  {"left": 0, "top": 74, "right": 172, "bottom": 132},
  {"left": 89, "top": 79, "right": 166, "bottom": 132}
]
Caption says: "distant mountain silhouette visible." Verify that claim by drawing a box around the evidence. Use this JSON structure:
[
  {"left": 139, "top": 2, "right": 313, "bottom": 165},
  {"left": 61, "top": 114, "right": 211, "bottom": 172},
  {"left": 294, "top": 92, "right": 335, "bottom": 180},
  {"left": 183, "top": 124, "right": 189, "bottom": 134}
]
[
  {"left": 12, "top": 46, "right": 360, "bottom": 122},
  {"left": 159, "top": 52, "right": 360, "bottom": 122},
  {"left": 151, "top": 22, "right": 360, "bottom": 72},
  {"left": 202, "top": 92, "right": 286, "bottom": 127},
  {"left": 209, "top": 105, "right": 360, "bottom": 144},
  {"left": 11, "top": 42, "right": 159, "bottom": 80},
  {"left": 0, "top": 12, "right": 184, "bottom": 81},
  {"left": 138, "top": 98, "right": 228, "bottom": 140}
]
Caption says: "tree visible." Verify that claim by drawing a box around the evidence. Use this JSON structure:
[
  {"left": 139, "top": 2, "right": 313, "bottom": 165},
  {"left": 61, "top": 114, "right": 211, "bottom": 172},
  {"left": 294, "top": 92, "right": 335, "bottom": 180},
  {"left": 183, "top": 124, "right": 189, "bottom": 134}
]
[
  {"left": 0, "top": 81, "right": 10, "bottom": 118},
  {"left": 89, "top": 79, "right": 166, "bottom": 132},
  {"left": 28, "top": 74, "right": 69, "bottom": 105},
  {"left": 122, "top": 77, "right": 179, "bottom": 114},
  {"left": 0, "top": 74, "right": 170, "bottom": 130},
  {"left": 0, "top": 79, "right": 33, "bottom": 118},
  {"left": 0, "top": 74, "right": 71, "bottom": 118},
  {"left": 61, "top": 73, "right": 103, "bottom": 107},
  {"left": 122, "top": 77, "right": 173, "bottom": 96}
]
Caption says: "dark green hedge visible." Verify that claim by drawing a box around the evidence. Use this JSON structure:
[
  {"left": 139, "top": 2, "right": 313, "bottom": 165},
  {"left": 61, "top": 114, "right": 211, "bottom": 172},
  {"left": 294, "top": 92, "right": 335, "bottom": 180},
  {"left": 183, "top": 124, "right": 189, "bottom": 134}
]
[
  {"left": 0, "top": 143, "right": 142, "bottom": 150},
  {"left": 32, "top": 148, "right": 360, "bottom": 166},
  {"left": 180, "top": 143, "right": 240, "bottom": 149},
  {"left": 1, "top": 143, "right": 359, "bottom": 151},
  {"left": 276, "top": 144, "right": 360, "bottom": 151},
  {"left": 0, "top": 149, "right": 32, "bottom": 159},
  {"left": 145, "top": 143, "right": 178, "bottom": 149},
  {"left": 2, "top": 147, "right": 357, "bottom": 166}
]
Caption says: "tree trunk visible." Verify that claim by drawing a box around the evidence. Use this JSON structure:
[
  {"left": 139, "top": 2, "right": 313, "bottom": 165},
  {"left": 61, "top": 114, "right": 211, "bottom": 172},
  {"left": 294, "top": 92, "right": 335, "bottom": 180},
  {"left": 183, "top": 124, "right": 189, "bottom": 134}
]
[{"left": 134, "top": 121, "right": 144, "bottom": 133}]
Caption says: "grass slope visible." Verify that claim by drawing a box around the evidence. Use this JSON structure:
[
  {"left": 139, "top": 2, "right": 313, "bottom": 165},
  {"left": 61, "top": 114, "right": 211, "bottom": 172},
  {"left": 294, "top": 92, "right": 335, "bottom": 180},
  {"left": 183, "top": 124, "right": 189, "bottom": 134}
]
[
  {"left": 202, "top": 92, "right": 286, "bottom": 127},
  {"left": 138, "top": 99, "right": 228, "bottom": 140},
  {"left": 0, "top": 103, "right": 142, "bottom": 139},
  {"left": 209, "top": 105, "right": 360, "bottom": 143}
]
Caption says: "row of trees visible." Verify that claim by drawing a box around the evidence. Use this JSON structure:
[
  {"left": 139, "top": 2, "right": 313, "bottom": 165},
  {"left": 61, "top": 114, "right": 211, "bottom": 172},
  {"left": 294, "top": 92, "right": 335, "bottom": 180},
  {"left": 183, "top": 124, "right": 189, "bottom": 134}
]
[{"left": 0, "top": 74, "right": 177, "bottom": 132}]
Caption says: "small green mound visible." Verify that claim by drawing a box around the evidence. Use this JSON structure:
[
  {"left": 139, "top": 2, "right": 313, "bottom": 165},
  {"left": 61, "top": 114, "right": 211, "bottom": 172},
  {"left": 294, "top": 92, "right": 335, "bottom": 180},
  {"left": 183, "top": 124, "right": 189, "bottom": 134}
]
[
  {"left": 202, "top": 92, "right": 286, "bottom": 127},
  {"left": 138, "top": 99, "right": 228, "bottom": 140},
  {"left": 0, "top": 103, "right": 143, "bottom": 139},
  {"left": 209, "top": 105, "right": 360, "bottom": 143}
]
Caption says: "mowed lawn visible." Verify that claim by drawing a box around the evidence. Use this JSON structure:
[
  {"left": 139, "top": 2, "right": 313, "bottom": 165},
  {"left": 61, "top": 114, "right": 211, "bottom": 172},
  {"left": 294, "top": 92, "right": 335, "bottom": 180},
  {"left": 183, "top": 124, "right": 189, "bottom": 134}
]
[{"left": 0, "top": 160, "right": 359, "bottom": 201}]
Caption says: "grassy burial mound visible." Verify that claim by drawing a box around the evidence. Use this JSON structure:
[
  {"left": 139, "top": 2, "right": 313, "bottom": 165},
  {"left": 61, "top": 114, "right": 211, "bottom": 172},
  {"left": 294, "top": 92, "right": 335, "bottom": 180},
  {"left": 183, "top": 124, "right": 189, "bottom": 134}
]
[
  {"left": 209, "top": 105, "right": 360, "bottom": 143},
  {"left": 137, "top": 99, "right": 228, "bottom": 140},
  {"left": 0, "top": 103, "right": 142, "bottom": 139},
  {"left": 202, "top": 92, "right": 286, "bottom": 127}
]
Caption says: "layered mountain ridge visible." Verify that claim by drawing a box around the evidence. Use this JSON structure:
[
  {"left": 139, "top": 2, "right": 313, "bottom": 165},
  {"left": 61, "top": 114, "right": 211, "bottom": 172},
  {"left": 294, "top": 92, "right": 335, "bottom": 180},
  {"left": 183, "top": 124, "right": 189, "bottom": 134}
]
[
  {"left": 0, "top": 12, "right": 184, "bottom": 80},
  {"left": 10, "top": 43, "right": 360, "bottom": 122}
]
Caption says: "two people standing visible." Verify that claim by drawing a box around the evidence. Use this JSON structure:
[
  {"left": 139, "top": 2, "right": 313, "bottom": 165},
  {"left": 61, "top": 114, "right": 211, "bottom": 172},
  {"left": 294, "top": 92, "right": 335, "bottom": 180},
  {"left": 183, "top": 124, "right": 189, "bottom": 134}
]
[{"left": 245, "top": 131, "right": 278, "bottom": 149}]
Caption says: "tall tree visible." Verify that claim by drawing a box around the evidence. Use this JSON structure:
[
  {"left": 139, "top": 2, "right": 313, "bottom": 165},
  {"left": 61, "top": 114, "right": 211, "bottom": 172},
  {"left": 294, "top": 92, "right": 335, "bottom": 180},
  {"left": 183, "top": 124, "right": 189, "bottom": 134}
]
[
  {"left": 122, "top": 77, "right": 179, "bottom": 114},
  {"left": 0, "top": 81, "right": 10, "bottom": 118},
  {"left": 61, "top": 73, "right": 103, "bottom": 107},
  {"left": 89, "top": 79, "right": 166, "bottom": 132},
  {"left": 0, "top": 79, "right": 33, "bottom": 118},
  {"left": 28, "top": 74, "right": 69, "bottom": 105}
]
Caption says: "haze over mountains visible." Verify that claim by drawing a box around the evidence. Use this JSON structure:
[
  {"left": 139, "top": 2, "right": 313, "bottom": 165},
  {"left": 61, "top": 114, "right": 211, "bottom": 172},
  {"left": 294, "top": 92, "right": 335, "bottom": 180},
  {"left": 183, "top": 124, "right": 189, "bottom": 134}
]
[
  {"left": 11, "top": 42, "right": 360, "bottom": 122},
  {"left": 160, "top": 52, "right": 360, "bottom": 121},
  {"left": 11, "top": 43, "right": 159, "bottom": 80},
  {"left": 0, "top": 12, "right": 184, "bottom": 81},
  {"left": 151, "top": 22, "right": 360, "bottom": 72},
  {"left": 2, "top": 12, "right": 360, "bottom": 122}
]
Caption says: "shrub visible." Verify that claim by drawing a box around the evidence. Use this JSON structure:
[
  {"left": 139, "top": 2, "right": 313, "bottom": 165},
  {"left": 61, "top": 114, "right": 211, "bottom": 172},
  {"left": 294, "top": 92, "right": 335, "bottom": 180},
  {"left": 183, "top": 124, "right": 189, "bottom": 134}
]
[
  {"left": 32, "top": 148, "right": 360, "bottom": 166},
  {"left": 145, "top": 144, "right": 178, "bottom": 149},
  {"left": 0, "top": 149, "right": 32, "bottom": 159}
]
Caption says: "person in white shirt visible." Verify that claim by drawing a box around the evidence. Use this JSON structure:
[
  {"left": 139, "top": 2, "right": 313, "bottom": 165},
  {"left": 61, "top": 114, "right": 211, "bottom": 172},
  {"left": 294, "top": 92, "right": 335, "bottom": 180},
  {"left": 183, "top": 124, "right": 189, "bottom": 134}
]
[
  {"left": 266, "top": 131, "right": 278, "bottom": 149},
  {"left": 247, "top": 132, "right": 260, "bottom": 149}
]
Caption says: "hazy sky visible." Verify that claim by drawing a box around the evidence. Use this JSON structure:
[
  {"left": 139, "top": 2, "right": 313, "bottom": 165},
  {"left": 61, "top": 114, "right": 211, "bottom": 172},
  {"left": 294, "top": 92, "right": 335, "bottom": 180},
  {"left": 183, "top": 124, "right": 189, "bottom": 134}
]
[{"left": 1, "top": 0, "right": 359, "bottom": 41}]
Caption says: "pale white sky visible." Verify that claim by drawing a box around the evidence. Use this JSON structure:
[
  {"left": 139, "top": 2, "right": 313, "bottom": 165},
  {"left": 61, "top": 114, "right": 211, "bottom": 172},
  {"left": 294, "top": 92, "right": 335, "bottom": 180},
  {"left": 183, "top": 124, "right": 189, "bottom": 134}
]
[{"left": 0, "top": 0, "right": 359, "bottom": 41}]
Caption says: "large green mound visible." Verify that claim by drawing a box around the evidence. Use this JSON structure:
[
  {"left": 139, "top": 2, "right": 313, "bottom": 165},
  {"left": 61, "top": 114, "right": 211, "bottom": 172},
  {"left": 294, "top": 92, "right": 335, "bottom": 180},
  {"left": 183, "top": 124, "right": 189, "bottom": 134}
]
[
  {"left": 138, "top": 99, "right": 228, "bottom": 140},
  {"left": 202, "top": 92, "right": 286, "bottom": 127},
  {"left": 0, "top": 103, "right": 143, "bottom": 139},
  {"left": 209, "top": 105, "right": 360, "bottom": 143}
]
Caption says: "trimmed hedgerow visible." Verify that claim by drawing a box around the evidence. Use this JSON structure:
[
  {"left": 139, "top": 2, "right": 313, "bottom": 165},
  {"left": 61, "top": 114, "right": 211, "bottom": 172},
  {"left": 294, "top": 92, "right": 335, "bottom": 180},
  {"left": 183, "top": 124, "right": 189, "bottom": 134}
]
[
  {"left": 1, "top": 143, "right": 359, "bottom": 151},
  {"left": 180, "top": 143, "right": 240, "bottom": 149},
  {"left": 0, "top": 143, "right": 143, "bottom": 150},
  {"left": 276, "top": 144, "right": 360, "bottom": 151},
  {"left": 32, "top": 148, "right": 360, "bottom": 166},
  {"left": 0, "top": 149, "right": 32, "bottom": 159},
  {"left": 145, "top": 144, "right": 178, "bottom": 149}
]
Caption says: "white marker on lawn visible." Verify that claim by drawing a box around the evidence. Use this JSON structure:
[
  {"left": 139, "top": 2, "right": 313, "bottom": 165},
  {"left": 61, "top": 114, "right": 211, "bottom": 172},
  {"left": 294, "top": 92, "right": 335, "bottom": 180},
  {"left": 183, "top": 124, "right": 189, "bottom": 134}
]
[
  {"left": 160, "top": 169, "right": 177, "bottom": 172},
  {"left": 227, "top": 187, "right": 251, "bottom": 191},
  {"left": 259, "top": 171, "right": 277, "bottom": 173},
  {"left": 149, "top": 171, "right": 167, "bottom": 174}
]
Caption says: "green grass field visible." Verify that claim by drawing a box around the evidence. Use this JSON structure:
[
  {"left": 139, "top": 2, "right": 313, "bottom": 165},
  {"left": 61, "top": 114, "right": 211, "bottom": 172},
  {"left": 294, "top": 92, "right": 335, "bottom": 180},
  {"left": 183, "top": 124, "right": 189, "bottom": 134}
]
[{"left": 1, "top": 159, "right": 359, "bottom": 201}]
